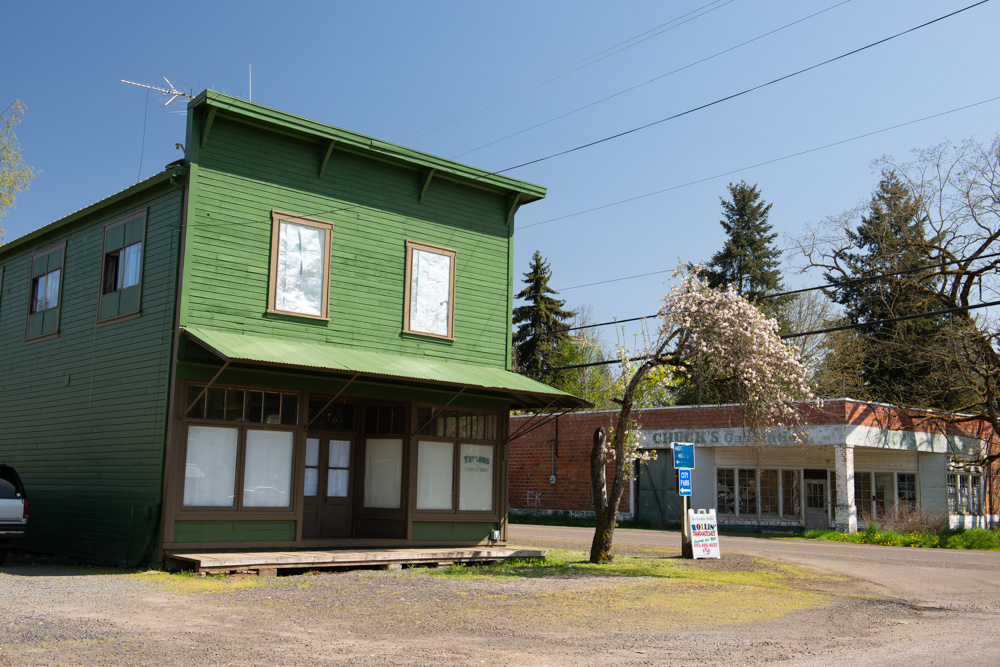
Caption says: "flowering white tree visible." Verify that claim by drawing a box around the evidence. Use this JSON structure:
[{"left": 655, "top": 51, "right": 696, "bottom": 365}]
[{"left": 589, "top": 268, "right": 815, "bottom": 564}]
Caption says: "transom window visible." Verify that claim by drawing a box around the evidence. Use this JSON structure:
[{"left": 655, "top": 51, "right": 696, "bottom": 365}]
[
  {"left": 268, "top": 211, "right": 334, "bottom": 319},
  {"left": 404, "top": 240, "right": 456, "bottom": 339}
]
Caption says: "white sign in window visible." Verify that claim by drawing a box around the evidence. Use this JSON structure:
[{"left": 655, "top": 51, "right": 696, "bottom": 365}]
[
  {"left": 417, "top": 441, "right": 454, "bottom": 510},
  {"left": 459, "top": 443, "right": 493, "bottom": 511},
  {"left": 363, "top": 438, "right": 403, "bottom": 508},
  {"left": 183, "top": 426, "right": 238, "bottom": 507},
  {"left": 243, "top": 430, "right": 294, "bottom": 507}
]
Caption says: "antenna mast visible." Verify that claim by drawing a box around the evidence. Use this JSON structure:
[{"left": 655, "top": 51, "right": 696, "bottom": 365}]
[{"left": 119, "top": 77, "right": 193, "bottom": 111}]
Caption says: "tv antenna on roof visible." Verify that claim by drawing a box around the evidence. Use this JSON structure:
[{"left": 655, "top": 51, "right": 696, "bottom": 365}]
[{"left": 119, "top": 77, "right": 193, "bottom": 113}]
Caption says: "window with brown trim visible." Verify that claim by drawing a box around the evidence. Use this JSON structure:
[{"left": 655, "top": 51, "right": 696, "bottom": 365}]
[
  {"left": 403, "top": 240, "right": 456, "bottom": 339},
  {"left": 267, "top": 210, "right": 334, "bottom": 319},
  {"left": 26, "top": 243, "right": 65, "bottom": 341},
  {"left": 98, "top": 210, "right": 146, "bottom": 322}
]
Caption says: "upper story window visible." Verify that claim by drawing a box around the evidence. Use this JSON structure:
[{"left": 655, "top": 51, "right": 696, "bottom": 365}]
[
  {"left": 26, "top": 243, "right": 65, "bottom": 341},
  {"left": 268, "top": 211, "right": 334, "bottom": 320},
  {"left": 404, "top": 240, "right": 456, "bottom": 339},
  {"left": 99, "top": 210, "right": 146, "bottom": 323}
]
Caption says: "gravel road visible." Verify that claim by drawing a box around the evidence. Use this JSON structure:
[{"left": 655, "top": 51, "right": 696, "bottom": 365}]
[{"left": 2, "top": 527, "right": 998, "bottom": 666}]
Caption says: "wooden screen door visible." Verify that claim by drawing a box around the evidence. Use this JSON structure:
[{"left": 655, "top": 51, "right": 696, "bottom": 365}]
[{"left": 302, "top": 435, "right": 353, "bottom": 539}]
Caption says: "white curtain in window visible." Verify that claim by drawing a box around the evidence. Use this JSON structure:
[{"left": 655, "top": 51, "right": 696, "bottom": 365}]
[
  {"left": 243, "top": 430, "right": 294, "bottom": 507},
  {"left": 276, "top": 221, "right": 325, "bottom": 316},
  {"left": 304, "top": 438, "right": 320, "bottom": 497},
  {"left": 120, "top": 242, "right": 142, "bottom": 289},
  {"left": 417, "top": 441, "right": 453, "bottom": 510},
  {"left": 327, "top": 470, "right": 349, "bottom": 498},
  {"left": 410, "top": 249, "right": 450, "bottom": 335},
  {"left": 183, "top": 426, "right": 238, "bottom": 507},
  {"left": 329, "top": 440, "right": 350, "bottom": 468},
  {"left": 44, "top": 269, "right": 61, "bottom": 310},
  {"left": 363, "top": 438, "right": 402, "bottom": 508},
  {"left": 459, "top": 443, "right": 493, "bottom": 511}
]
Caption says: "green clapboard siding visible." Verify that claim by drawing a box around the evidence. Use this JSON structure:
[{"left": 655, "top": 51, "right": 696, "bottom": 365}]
[
  {"left": 0, "top": 180, "right": 182, "bottom": 565},
  {"left": 181, "top": 115, "right": 520, "bottom": 370},
  {"left": 173, "top": 520, "right": 296, "bottom": 543},
  {"left": 411, "top": 521, "right": 497, "bottom": 542}
]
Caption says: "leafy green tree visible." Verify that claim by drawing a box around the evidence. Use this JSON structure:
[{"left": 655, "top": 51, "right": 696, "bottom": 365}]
[
  {"left": 702, "top": 181, "right": 786, "bottom": 318},
  {"left": 512, "top": 251, "right": 576, "bottom": 373},
  {"left": 1, "top": 100, "right": 37, "bottom": 242}
]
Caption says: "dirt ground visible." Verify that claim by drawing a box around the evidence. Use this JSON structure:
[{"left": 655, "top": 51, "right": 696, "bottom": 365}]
[{"left": 0, "top": 542, "right": 938, "bottom": 666}]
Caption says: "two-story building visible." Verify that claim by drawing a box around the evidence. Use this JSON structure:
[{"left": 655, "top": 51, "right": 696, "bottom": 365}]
[{"left": 0, "top": 91, "right": 586, "bottom": 566}]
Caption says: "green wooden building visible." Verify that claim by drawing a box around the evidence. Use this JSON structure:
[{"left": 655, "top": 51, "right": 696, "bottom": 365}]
[{"left": 0, "top": 91, "right": 585, "bottom": 565}]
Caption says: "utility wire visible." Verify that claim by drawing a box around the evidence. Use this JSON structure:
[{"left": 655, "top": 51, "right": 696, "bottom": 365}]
[
  {"left": 525, "top": 298, "right": 1000, "bottom": 374},
  {"left": 455, "top": 0, "right": 853, "bottom": 158},
  {"left": 395, "top": 0, "right": 735, "bottom": 143},
  {"left": 495, "top": 0, "right": 991, "bottom": 175},
  {"left": 517, "top": 94, "right": 1000, "bottom": 232},
  {"left": 186, "top": 4, "right": 992, "bottom": 232},
  {"left": 533, "top": 251, "right": 1000, "bottom": 337}
]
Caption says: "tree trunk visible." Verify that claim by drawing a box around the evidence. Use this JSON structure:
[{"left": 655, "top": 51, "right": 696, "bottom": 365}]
[{"left": 589, "top": 427, "right": 616, "bottom": 563}]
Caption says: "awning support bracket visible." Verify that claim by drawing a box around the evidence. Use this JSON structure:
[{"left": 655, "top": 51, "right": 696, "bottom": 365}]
[
  {"left": 419, "top": 169, "right": 436, "bottom": 203},
  {"left": 414, "top": 387, "right": 466, "bottom": 435},
  {"left": 200, "top": 108, "right": 217, "bottom": 149},
  {"left": 319, "top": 141, "right": 337, "bottom": 178},
  {"left": 506, "top": 193, "right": 522, "bottom": 226},
  {"left": 183, "top": 360, "right": 230, "bottom": 417},
  {"left": 306, "top": 374, "right": 359, "bottom": 428}
]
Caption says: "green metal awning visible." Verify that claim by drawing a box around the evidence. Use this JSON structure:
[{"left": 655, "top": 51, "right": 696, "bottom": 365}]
[{"left": 182, "top": 326, "right": 590, "bottom": 410}]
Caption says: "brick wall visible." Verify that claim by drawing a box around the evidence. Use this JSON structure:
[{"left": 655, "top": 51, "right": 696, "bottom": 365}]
[{"left": 510, "top": 399, "right": 1000, "bottom": 518}]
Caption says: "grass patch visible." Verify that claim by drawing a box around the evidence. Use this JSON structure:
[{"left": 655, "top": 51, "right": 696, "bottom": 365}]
[{"left": 804, "top": 525, "right": 1000, "bottom": 550}]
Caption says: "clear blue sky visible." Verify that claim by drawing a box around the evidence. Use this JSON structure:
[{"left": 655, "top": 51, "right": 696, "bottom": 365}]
[{"left": 4, "top": 0, "right": 998, "bottom": 351}]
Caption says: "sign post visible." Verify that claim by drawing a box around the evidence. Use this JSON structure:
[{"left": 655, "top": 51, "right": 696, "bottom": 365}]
[{"left": 672, "top": 443, "right": 695, "bottom": 558}]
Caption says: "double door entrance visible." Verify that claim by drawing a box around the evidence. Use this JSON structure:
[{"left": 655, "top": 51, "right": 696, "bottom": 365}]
[{"left": 302, "top": 434, "right": 354, "bottom": 539}]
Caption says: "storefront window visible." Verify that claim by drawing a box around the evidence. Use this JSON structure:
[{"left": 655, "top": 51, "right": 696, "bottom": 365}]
[
  {"left": 759, "top": 470, "right": 779, "bottom": 515},
  {"left": 183, "top": 426, "right": 238, "bottom": 507},
  {"left": 738, "top": 469, "right": 757, "bottom": 515},
  {"left": 781, "top": 470, "right": 800, "bottom": 517},
  {"left": 459, "top": 444, "right": 494, "bottom": 511},
  {"left": 243, "top": 430, "right": 293, "bottom": 507},
  {"left": 416, "top": 441, "right": 454, "bottom": 510},
  {"left": 717, "top": 469, "right": 735, "bottom": 514},
  {"left": 363, "top": 438, "right": 403, "bottom": 509}
]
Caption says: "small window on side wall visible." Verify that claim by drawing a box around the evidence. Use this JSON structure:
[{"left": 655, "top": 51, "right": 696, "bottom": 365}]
[
  {"left": 268, "top": 211, "right": 334, "bottom": 320},
  {"left": 99, "top": 210, "right": 146, "bottom": 323},
  {"left": 404, "top": 240, "right": 456, "bottom": 339},
  {"left": 25, "top": 243, "right": 66, "bottom": 341}
]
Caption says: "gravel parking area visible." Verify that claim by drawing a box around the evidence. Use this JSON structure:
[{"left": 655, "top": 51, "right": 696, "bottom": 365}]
[{"left": 0, "top": 546, "right": 923, "bottom": 666}]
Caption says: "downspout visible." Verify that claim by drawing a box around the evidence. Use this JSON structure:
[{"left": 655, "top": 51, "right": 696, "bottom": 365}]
[{"left": 549, "top": 417, "right": 558, "bottom": 485}]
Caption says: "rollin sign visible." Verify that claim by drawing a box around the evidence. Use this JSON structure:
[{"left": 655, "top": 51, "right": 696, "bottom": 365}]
[{"left": 688, "top": 508, "right": 721, "bottom": 559}]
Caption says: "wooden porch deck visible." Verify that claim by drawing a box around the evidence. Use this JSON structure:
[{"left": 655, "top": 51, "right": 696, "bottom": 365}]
[{"left": 167, "top": 547, "right": 545, "bottom": 576}]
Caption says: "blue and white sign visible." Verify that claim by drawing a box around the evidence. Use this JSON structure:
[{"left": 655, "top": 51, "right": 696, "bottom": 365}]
[
  {"left": 678, "top": 468, "right": 692, "bottom": 496},
  {"left": 672, "top": 442, "right": 695, "bottom": 469}
]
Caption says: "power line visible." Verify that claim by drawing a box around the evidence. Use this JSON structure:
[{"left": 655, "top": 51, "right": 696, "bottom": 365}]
[
  {"left": 395, "top": 0, "right": 735, "bottom": 143},
  {"left": 517, "top": 94, "right": 1000, "bottom": 232},
  {"left": 494, "top": 0, "right": 991, "bottom": 175},
  {"left": 454, "top": 0, "right": 853, "bottom": 159},
  {"left": 533, "top": 251, "right": 1000, "bottom": 337},
  {"left": 525, "top": 298, "right": 1000, "bottom": 375}
]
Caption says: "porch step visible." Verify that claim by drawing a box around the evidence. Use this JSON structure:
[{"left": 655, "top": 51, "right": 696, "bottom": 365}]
[{"left": 167, "top": 547, "right": 545, "bottom": 575}]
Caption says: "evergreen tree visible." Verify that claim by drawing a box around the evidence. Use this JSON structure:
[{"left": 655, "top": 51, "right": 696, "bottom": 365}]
[
  {"left": 512, "top": 251, "right": 576, "bottom": 373},
  {"left": 822, "top": 171, "right": 966, "bottom": 408},
  {"left": 702, "top": 181, "right": 785, "bottom": 318}
]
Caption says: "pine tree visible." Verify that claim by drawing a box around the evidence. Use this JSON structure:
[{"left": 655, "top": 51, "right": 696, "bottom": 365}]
[
  {"left": 512, "top": 251, "right": 576, "bottom": 373},
  {"left": 702, "top": 181, "right": 785, "bottom": 318},
  {"left": 822, "top": 171, "right": 966, "bottom": 408}
]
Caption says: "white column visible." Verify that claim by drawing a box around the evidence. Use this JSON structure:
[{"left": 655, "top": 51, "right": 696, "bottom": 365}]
[{"left": 834, "top": 444, "right": 857, "bottom": 533}]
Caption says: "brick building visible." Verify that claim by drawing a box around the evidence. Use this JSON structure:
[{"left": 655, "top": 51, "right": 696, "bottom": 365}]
[{"left": 510, "top": 399, "right": 999, "bottom": 532}]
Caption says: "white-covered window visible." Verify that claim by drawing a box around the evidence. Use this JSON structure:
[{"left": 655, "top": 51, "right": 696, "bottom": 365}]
[
  {"left": 363, "top": 438, "right": 403, "bottom": 509},
  {"left": 459, "top": 443, "right": 494, "bottom": 511},
  {"left": 404, "top": 241, "right": 456, "bottom": 339},
  {"left": 417, "top": 441, "right": 454, "bottom": 510},
  {"left": 183, "top": 426, "right": 238, "bottom": 507},
  {"left": 243, "top": 430, "right": 294, "bottom": 507},
  {"left": 268, "top": 211, "right": 334, "bottom": 319},
  {"left": 948, "top": 473, "right": 983, "bottom": 513}
]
